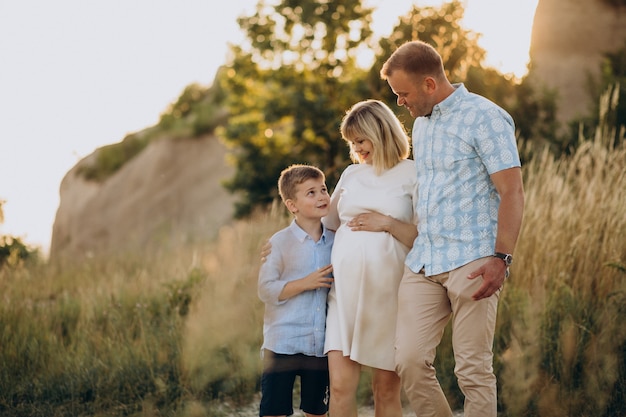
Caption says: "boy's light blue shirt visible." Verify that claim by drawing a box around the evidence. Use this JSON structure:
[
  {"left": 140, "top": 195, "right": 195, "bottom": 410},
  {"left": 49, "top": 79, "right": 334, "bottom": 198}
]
[
  {"left": 258, "top": 219, "right": 334, "bottom": 357},
  {"left": 406, "top": 83, "right": 521, "bottom": 276}
]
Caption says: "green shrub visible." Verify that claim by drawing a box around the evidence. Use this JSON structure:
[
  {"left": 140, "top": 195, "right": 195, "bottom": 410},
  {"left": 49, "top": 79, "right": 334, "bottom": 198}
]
[{"left": 76, "top": 132, "right": 151, "bottom": 182}]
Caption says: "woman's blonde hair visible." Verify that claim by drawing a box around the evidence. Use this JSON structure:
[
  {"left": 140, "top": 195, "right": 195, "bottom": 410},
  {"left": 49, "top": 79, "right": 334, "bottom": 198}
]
[{"left": 340, "top": 99, "right": 410, "bottom": 174}]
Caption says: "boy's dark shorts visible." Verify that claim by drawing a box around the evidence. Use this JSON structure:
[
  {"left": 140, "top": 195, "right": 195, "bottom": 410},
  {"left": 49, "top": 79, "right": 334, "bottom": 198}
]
[{"left": 259, "top": 349, "right": 329, "bottom": 417}]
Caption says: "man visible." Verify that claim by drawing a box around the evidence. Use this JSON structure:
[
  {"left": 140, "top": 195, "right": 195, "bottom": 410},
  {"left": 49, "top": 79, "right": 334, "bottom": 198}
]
[{"left": 380, "top": 40, "right": 524, "bottom": 417}]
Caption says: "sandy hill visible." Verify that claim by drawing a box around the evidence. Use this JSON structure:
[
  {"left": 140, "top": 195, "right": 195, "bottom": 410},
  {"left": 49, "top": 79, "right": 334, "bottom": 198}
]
[
  {"left": 50, "top": 135, "right": 236, "bottom": 259},
  {"left": 527, "top": 0, "right": 626, "bottom": 128}
]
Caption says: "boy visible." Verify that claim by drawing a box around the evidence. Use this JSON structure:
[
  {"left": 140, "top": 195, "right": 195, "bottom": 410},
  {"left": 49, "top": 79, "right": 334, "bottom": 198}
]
[{"left": 258, "top": 164, "right": 334, "bottom": 417}]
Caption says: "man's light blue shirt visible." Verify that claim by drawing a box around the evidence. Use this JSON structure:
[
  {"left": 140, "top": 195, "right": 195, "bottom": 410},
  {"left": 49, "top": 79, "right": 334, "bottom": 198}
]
[
  {"left": 406, "top": 83, "right": 521, "bottom": 276},
  {"left": 258, "top": 219, "right": 334, "bottom": 357}
]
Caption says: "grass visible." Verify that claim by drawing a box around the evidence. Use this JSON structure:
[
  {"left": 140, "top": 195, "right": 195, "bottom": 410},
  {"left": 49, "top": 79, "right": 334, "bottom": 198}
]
[{"left": 1, "top": 128, "right": 625, "bottom": 416}]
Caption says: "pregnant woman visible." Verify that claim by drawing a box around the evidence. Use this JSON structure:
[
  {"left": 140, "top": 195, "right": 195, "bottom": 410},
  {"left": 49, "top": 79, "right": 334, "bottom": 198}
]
[{"left": 323, "top": 99, "right": 418, "bottom": 417}]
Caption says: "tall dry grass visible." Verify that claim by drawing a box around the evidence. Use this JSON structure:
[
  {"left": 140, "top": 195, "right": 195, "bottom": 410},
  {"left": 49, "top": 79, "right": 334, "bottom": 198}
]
[
  {"left": 497, "top": 103, "right": 626, "bottom": 415},
  {"left": 0, "top": 206, "right": 287, "bottom": 417},
  {"left": 181, "top": 204, "right": 288, "bottom": 408}
]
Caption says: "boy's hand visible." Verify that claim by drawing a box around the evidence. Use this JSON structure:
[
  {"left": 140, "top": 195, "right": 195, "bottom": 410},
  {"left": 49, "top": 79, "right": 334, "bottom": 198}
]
[
  {"left": 302, "top": 264, "right": 334, "bottom": 290},
  {"left": 278, "top": 264, "right": 334, "bottom": 301}
]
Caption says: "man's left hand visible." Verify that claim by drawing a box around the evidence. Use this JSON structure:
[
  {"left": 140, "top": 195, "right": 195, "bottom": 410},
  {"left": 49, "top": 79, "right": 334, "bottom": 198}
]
[{"left": 467, "top": 257, "right": 508, "bottom": 300}]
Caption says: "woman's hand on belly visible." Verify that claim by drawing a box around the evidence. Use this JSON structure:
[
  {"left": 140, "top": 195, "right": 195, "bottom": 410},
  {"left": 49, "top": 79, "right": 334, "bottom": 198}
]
[
  {"left": 348, "top": 212, "right": 391, "bottom": 233},
  {"left": 348, "top": 212, "right": 417, "bottom": 248}
]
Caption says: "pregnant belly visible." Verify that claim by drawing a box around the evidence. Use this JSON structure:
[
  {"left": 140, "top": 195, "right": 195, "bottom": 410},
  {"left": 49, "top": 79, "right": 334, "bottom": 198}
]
[
  {"left": 331, "top": 228, "right": 408, "bottom": 303},
  {"left": 332, "top": 227, "right": 408, "bottom": 269}
]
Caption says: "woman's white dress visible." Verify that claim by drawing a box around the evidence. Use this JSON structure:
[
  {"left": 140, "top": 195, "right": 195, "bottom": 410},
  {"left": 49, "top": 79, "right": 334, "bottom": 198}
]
[{"left": 323, "top": 159, "right": 417, "bottom": 371}]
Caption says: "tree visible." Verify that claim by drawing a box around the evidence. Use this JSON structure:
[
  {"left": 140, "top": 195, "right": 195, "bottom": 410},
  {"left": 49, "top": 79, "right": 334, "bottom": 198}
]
[{"left": 217, "top": 0, "right": 374, "bottom": 217}]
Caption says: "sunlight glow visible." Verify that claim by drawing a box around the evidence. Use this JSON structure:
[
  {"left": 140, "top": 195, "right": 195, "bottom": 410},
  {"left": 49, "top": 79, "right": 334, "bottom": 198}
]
[{"left": 366, "top": 0, "right": 539, "bottom": 78}]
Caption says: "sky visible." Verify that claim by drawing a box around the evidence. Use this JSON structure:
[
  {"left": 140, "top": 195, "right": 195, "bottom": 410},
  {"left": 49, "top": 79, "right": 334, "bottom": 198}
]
[{"left": 0, "top": 0, "right": 538, "bottom": 255}]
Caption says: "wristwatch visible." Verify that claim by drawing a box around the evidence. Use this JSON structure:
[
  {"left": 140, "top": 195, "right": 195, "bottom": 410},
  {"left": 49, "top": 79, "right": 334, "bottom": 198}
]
[{"left": 493, "top": 252, "right": 513, "bottom": 266}]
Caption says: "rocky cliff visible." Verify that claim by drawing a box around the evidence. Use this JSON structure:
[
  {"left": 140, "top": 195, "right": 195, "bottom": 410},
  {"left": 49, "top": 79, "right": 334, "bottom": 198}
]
[
  {"left": 50, "top": 135, "right": 236, "bottom": 259},
  {"left": 527, "top": 0, "right": 626, "bottom": 128}
]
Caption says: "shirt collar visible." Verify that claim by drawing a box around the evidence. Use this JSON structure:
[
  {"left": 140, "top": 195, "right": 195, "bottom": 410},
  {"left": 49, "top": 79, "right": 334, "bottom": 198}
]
[
  {"left": 430, "top": 83, "right": 467, "bottom": 119},
  {"left": 288, "top": 219, "right": 328, "bottom": 243}
]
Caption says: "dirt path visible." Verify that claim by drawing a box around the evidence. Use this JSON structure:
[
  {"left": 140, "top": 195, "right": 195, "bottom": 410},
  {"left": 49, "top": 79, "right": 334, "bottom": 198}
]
[
  {"left": 357, "top": 406, "right": 464, "bottom": 416},
  {"left": 224, "top": 399, "right": 464, "bottom": 416}
]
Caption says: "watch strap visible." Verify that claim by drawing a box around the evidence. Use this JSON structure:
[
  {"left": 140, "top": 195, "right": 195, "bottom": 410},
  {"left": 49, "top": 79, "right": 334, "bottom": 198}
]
[{"left": 493, "top": 252, "right": 513, "bottom": 266}]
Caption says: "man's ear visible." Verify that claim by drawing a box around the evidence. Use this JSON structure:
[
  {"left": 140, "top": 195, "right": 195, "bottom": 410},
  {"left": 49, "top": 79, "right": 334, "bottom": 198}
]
[
  {"left": 423, "top": 76, "right": 437, "bottom": 94},
  {"left": 285, "top": 199, "right": 297, "bottom": 214}
]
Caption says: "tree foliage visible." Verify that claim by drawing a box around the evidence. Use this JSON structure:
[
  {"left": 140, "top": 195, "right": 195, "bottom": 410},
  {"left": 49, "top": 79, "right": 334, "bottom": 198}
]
[
  {"left": 0, "top": 235, "right": 35, "bottom": 268},
  {"left": 0, "top": 200, "right": 39, "bottom": 267},
  {"left": 217, "top": 0, "right": 374, "bottom": 217},
  {"left": 158, "top": 81, "right": 229, "bottom": 138},
  {"left": 219, "top": 0, "right": 516, "bottom": 217}
]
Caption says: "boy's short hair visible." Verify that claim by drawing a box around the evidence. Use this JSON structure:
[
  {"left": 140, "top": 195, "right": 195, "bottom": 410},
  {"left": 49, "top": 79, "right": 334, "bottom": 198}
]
[{"left": 278, "top": 164, "right": 325, "bottom": 202}]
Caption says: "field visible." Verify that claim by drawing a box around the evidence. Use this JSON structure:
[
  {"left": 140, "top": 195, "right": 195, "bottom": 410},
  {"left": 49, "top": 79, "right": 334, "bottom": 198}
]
[{"left": 1, "top": 129, "right": 625, "bottom": 416}]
